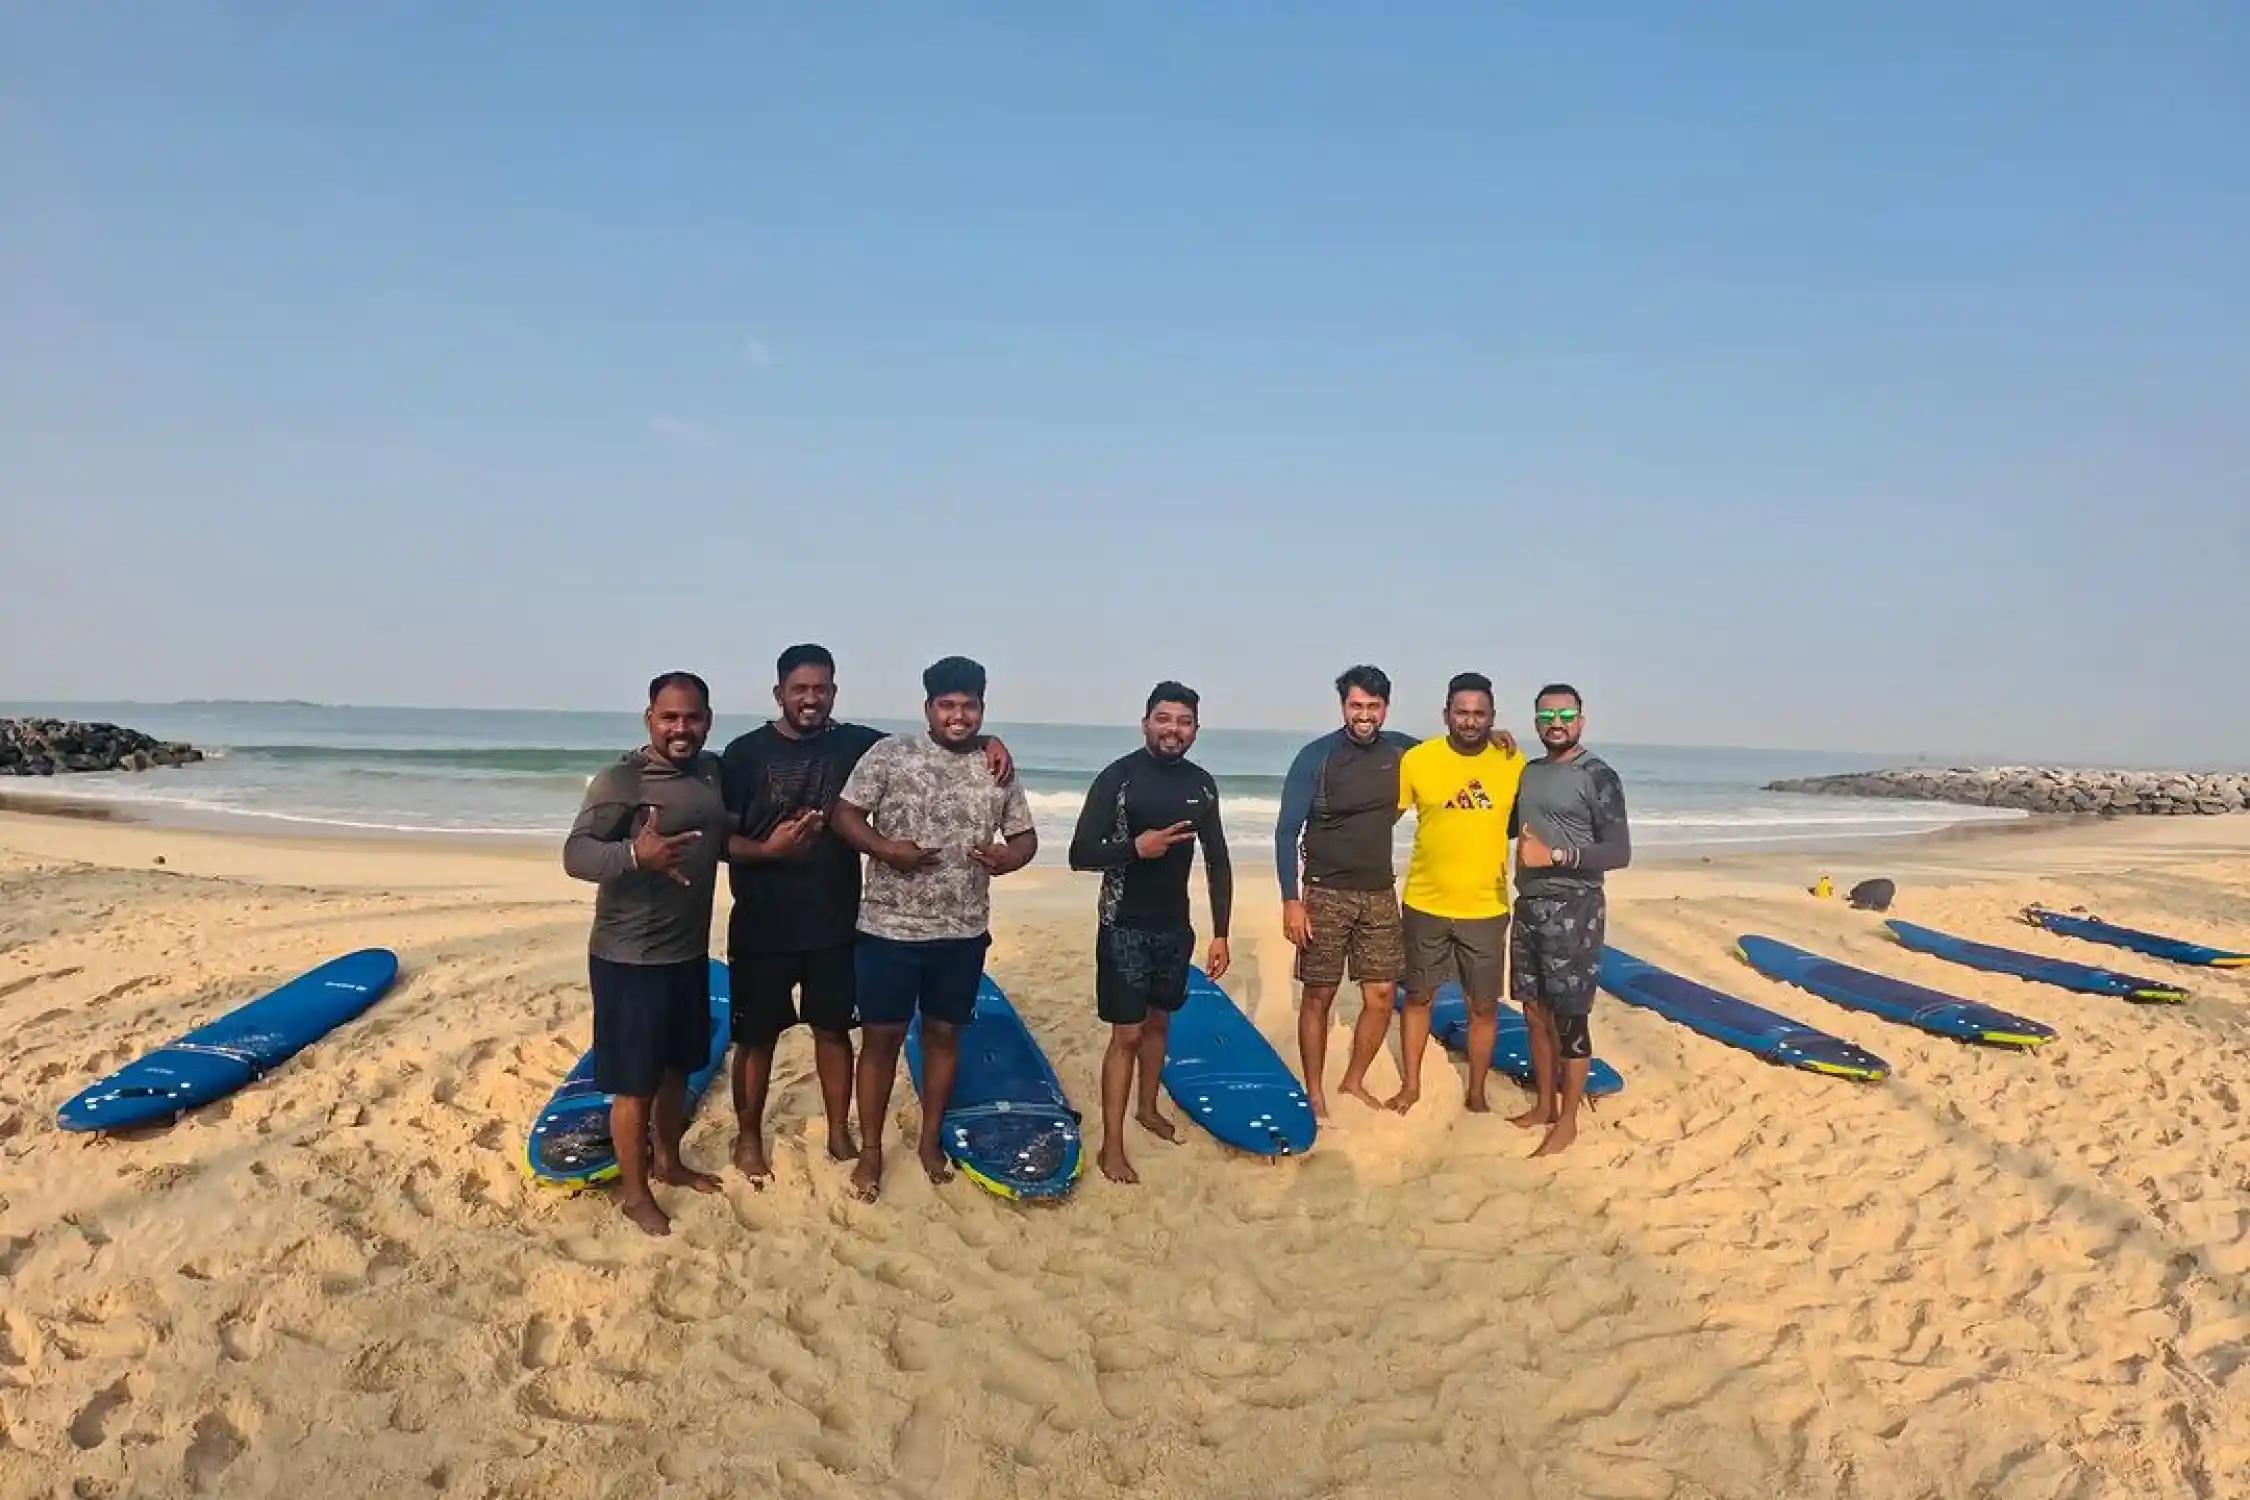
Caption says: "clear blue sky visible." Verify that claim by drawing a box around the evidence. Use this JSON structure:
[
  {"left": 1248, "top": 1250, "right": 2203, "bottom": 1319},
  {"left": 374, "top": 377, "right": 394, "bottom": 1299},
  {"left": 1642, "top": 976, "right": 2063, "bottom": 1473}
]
[{"left": 4, "top": 3, "right": 2244, "bottom": 762}]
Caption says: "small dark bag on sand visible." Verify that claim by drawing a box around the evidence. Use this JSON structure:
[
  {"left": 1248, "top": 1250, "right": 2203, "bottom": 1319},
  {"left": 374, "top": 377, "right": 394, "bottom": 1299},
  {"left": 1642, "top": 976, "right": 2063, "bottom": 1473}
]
[{"left": 1847, "top": 878, "right": 1896, "bottom": 912}]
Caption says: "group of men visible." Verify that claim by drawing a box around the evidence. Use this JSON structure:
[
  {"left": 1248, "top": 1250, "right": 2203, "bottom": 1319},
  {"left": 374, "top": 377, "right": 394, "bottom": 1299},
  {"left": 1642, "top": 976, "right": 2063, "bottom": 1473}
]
[{"left": 562, "top": 647, "right": 1629, "bottom": 1235}]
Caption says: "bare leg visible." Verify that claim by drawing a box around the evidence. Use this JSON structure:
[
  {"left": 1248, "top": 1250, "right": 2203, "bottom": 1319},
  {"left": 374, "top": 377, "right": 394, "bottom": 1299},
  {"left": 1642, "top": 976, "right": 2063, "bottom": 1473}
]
[
  {"left": 1099, "top": 1022, "right": 1143, "bottom": 1184},
  {"left": 1533, "top": 1056, "right": 1590, "bottom": 1157},
  {"left": 650, "top": 1068, "right": 721, "bottom": 1194},
  {"left": 730, "top": 1043, "right": 775, "bottom": 1187},
  {"left": 1337, "top": 981, "right": 1396, "bottom": 1110},
  {"left": 852, "top": 1023, "right": 907, "bottom": 1201},
  {"left": 1296, "top": 984, "right": 1338, "bottom": 1118},
  {"left": 811, "top": 1027, "right": 859, "bottom": 1162},
  {"left": 609, "top": 1093, "right": 669, "bottom": 1236},
  {"left": 1388, "top": 990, "right": 1433, "bottom": 1112},
  {"left": 1511, "top": 1002, "right": 1559, "bottom": 1130},
  {"left": 1135, "top": 1008, "right": 1178, "bottom": 1141},
  {"left": 1463, "top": 994, "right": 1499, "bottom": 1112},
  {"left": 914, "top": 1019, "right": 959, "bottom": 1186}
]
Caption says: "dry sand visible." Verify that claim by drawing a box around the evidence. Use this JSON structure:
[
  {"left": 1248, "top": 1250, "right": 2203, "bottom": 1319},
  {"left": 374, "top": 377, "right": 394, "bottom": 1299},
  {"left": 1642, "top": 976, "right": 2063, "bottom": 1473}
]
[{"left": 3, "top": 808, "right": 2248, "bottom": 1499}]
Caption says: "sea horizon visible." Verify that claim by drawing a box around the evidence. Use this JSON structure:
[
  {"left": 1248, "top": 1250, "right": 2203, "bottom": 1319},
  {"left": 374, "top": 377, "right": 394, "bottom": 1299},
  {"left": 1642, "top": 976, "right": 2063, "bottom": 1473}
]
[{"left": 0, "top": 699, "right": 2049, "bottom": 856}]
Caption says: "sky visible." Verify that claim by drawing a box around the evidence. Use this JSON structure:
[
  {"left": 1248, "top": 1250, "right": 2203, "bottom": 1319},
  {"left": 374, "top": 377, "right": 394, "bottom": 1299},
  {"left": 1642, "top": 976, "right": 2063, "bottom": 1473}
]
[{"left": 3, "top": 3, "right": 2245, "bottom": 762}]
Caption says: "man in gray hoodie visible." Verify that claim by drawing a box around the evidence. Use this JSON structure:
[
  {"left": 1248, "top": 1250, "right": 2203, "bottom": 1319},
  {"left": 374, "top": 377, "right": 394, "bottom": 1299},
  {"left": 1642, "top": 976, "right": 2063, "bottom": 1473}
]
[{"left": 562, "top": 671, "right": 734, "bottom": 1236}]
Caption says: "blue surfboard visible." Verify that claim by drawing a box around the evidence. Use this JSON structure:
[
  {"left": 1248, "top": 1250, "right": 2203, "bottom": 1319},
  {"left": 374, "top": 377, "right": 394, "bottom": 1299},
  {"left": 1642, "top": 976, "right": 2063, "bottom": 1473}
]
[
  {"left": 1598, "top": 947, "right": 1889, "bottom": 1080},
  {"left": 906, "top": 975, "right": 1083, "bottom": 1201},
  {"left": 1161, "top": 967, "right": 1317, "bottom": 1157},
  {"left": 2020, "top": 906, "right": 2248, "bottom": 969},
  {"left": 57, "top": 949, "right": 401, "bottom": 1132},
  {"left": 523, "top": 959, "right": 733, "bottom": 1190},
  {"left": 1411, "top": 985, "right": 1627, "bottom": 1097},
  {"left": 1735, "top": 935, "right": 2056, "bottom": 1049},
  {"left": 1885, "top": 919, "right": 2189, "bottom": 1004}
]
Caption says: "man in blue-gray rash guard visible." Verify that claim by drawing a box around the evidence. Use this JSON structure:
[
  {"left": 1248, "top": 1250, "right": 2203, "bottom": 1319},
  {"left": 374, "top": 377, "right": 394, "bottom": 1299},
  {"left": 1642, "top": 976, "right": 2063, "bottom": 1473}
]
[{"left": 1507, "top": 682, "right": 1631, "bottom": 1159}]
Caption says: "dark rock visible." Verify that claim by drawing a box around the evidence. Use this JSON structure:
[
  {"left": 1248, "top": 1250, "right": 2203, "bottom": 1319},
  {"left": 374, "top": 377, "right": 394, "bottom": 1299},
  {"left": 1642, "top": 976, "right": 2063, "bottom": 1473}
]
[
  {"left": 0, "top": 718, "right": 204, "bottom": 777},
  {"left": 1765, "top": 766, "right": 2249, "bottom": 817}
]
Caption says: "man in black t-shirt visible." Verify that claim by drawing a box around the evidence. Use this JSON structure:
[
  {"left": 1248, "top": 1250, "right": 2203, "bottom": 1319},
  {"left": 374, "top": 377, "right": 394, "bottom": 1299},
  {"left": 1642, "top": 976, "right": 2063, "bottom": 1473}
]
[{"left": 718, "top": 643, "right": 1013, "bottom": 1187}]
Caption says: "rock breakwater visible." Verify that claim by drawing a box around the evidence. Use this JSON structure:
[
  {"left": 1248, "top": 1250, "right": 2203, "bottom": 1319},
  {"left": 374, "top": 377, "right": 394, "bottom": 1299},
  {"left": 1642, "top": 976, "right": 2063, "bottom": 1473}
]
[
  {"left": 0, "top": 718, "right": 205, "bottom": 777},
  {"left": 1767, "top": 766, "right": 2249, "bottom": 816}
]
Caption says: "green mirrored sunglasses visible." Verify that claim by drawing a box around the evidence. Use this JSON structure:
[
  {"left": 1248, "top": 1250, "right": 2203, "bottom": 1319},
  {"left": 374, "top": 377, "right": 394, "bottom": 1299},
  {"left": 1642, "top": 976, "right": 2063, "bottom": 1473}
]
[{"left": 1534, "top": 708, "right": 1580, "bottom": 724}]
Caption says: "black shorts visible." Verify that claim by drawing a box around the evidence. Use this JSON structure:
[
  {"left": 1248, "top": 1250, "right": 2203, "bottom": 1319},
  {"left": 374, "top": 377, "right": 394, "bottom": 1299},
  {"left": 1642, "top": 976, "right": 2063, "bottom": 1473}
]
[
  {"left": 590, "top": 954, "right": 713, "bottom": 1098},
  {"left": 1510, "top": 888, "right": 1606, "bottom": 1018},
  {"left": 729, "top": 942, "right": 857, "bottom": 1047},
  {"left": 1096, "top": 925, "right": 1194, "bottom": 1026},
  {"left": 1552, "top": 1011, "right": 1593, "bottom": 1061},
  {"left": 1401, "top": 907, "right": 1509, "bottom": 999}
]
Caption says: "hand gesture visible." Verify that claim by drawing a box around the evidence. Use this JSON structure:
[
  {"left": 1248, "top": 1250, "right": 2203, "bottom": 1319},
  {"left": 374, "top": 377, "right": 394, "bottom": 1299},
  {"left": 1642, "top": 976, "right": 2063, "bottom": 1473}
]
[
  {"left": 969, "top": 840, "right": 1021, "bottom": 876},
  {"left": 1205, "top": 936, "right": 1231, "bottom": 982},
  {"left": 1282, "top": 899, "right": 1313, "bottom": 950},
  {"left": 765, "top": 808, "right": 825, "bottom": 857},
  {"left": 1133, "top": 821, "right": 1196, "bottom": 860},
  {"left": 631, "top": 805, "right": 702, "bottom": 885},
  {"left": 878, "top": 838, "right": 942, "bottom": 874}
]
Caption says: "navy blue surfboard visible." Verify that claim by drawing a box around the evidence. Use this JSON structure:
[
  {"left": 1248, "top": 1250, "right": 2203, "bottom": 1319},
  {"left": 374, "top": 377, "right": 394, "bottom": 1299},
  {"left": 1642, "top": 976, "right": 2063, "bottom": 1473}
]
[
  {"left": 1161, "top": 967, "right": 1317, "bottom": 1156},
  {"left": 57, "top": 949, "right": 401, "bottom": 1132},
  {"left": 907, "top": 975, "right": 1083, "bottom": 1201},
  {"left": 1885, "top": 919, "right": 2189, "bottom": 1004},
  {"left": 1598, "top": 947, "right": 1889, "bottom": 1080},
  {"left": 1410, "top": 984, "right": 1627, "bottom": 1097},
  {"left": 523, "top": 959, "right": 733, "bottom": 1189},
  {"left": 1735, "top": 935, "right": 2056, "bottom": 1049},
  {"left": 2020, "top": 906, "right": 2247, "bottom": 969}
]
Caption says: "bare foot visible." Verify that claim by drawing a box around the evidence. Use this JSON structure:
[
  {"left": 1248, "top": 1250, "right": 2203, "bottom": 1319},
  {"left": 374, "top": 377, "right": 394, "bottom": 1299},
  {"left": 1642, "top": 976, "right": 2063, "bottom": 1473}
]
[
  {"left": 1464, "top": 1089, "right": 1491, "bottom": 1114},
  {"left": 1308, "top": 1093, "right": 1329, "bottom": 1120},
  {"left": 1508, "top": 1104, "right": 1554, "bottom": 1131},
  {"left": 825, "top": 1127, "right": 859, "bottom": 1164},
  {"left": 1136, "top": 1109, "right": 1179, "bottom": 1143},
  {"left": 732, "top": 1133, "right": 772, "bottom": 1189},
  {"left": 1384, "top": 1086, "right": 1421, "bottom": 1114},
  {"left": 850, "top": 1150, "right": 884, "bottom": 1203},
  {"left": 654, "top": 1161, "right": 724, "bottom": 1194},
  {"left": 1098, "top": 1145, "right": 1139, "bottom": 1184},
  {"left": 917, "top": 1139, "right": 955, "bottom": 1186},
  {"left": 1529, "top": 1117, "right": 1578, "bottom": 1158},
  {"left": 1341, "top": 1081, "right": 1384, "bottom": 1111},
  {"left": 617, "top": 1194, "right": 671, "bottom": 1237}
]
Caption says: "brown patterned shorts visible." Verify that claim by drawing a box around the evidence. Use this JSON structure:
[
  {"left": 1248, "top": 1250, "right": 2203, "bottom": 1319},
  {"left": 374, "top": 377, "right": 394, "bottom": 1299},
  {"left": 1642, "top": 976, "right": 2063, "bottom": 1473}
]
[{"left": 1293, "top": 884, "right": 1405, "bottom": 989}]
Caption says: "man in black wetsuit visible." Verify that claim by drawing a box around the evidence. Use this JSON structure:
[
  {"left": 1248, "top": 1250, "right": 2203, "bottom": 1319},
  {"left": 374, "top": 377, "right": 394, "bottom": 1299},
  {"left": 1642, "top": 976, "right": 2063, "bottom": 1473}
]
[
  {"left": 1509, "top": 682, "right": 1632, "bottom": 1159},
  {"left": 1068, "top": 680, "right": 1233, "bottom": 1185}
]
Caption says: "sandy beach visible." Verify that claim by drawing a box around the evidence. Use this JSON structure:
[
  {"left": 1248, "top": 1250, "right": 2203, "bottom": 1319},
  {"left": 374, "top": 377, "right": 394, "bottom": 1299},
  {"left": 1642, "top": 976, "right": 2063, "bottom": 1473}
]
[{"left": 3, "top": 807, "right": 2248, "bottom": 1500}]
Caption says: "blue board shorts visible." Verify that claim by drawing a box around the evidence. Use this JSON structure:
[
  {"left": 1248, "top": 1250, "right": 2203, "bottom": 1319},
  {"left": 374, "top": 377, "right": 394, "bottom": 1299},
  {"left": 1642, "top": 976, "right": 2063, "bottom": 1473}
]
[
  {"left": 854, "top": 932, "right": 988, "bottom": 1028},
  {"left": 590, "top": 954, "right": 712, "bottom": 1098}
]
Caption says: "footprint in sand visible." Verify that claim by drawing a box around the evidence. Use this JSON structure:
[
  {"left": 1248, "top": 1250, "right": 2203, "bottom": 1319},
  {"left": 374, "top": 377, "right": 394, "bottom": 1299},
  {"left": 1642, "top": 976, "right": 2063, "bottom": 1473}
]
[
  {"left": 69, "top": 1376, "right": 136, "bottom": 1450},
  {"left": 184, "top": 1408, "right": 249, "bottom": 1493}
]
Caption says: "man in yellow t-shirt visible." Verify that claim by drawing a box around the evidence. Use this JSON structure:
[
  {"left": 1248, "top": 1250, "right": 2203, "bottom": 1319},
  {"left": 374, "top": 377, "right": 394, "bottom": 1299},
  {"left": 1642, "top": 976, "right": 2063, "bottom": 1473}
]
[{"left": 1389, "top": 671, "right": 1525, "bottom": 1113}]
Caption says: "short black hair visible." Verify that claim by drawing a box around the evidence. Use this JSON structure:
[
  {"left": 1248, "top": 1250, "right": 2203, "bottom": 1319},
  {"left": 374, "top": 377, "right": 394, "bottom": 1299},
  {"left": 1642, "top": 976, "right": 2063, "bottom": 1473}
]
[
  {"left": 923, "top": 655, "right": 987, "bottom": 703},
  {"left": 1535, "top": 682, "right": 1582, "bottom": 707},
  {"left": 1446, "top": 672, "right": 1494, "bottom": 704},
  {"left": 649, "top": 670, "right": 710, "bottom": 707},
  {"left": 1145, "top": 680, "right": 1200, "bottom": 717},
  {"left": 1335, "top": 664, "right": 1391, "bottom": 703},
  {"left": 776, "top": 643, "right": 835, "bottom": 683}
]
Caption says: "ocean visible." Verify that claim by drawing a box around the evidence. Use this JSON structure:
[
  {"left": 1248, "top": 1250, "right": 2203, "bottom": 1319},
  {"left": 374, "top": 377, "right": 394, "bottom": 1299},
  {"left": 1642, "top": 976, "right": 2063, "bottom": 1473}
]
[{"left": 0, "top": 701, "right": 2026, "bottom": 858}]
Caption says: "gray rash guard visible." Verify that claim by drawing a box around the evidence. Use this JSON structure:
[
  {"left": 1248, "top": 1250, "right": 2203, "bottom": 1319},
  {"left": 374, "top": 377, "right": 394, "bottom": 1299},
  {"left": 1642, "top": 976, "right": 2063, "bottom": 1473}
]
[
  {"left": 1509, "top": 751, "right": 1631, "bottom": 896},
  {"left": 563, "top": 748, "right": 731, "bottom": 964}
]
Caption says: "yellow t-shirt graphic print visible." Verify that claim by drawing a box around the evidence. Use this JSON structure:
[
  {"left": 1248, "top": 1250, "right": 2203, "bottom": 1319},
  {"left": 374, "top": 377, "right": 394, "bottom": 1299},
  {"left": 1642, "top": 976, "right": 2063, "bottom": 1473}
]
[{"left": 1398, "top": 739, "right": 1526, "bottom": 921}]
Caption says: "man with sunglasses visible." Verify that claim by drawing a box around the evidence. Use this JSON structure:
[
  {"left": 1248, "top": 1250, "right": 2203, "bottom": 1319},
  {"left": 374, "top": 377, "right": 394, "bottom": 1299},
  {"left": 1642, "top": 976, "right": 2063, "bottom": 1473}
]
[{"left": 1508, "top": 683, "right": 1631, "bottom": 1158}]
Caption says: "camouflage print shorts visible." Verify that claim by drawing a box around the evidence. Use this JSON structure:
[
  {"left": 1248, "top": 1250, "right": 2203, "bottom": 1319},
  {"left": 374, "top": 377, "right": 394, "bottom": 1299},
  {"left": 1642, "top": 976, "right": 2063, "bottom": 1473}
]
[
  {"left": 1294, "top": 884, "right": 1405, "bottom": 989},
  {"left": 1509, "top": 888, "right": 1606, "bottom": 1017}
]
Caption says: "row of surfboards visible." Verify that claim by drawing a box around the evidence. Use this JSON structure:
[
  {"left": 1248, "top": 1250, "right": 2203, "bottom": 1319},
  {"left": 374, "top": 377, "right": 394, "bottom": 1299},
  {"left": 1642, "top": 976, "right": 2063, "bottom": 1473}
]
[{"left": 50, "top": 904, "right": 2245, "bottom": 1202}]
